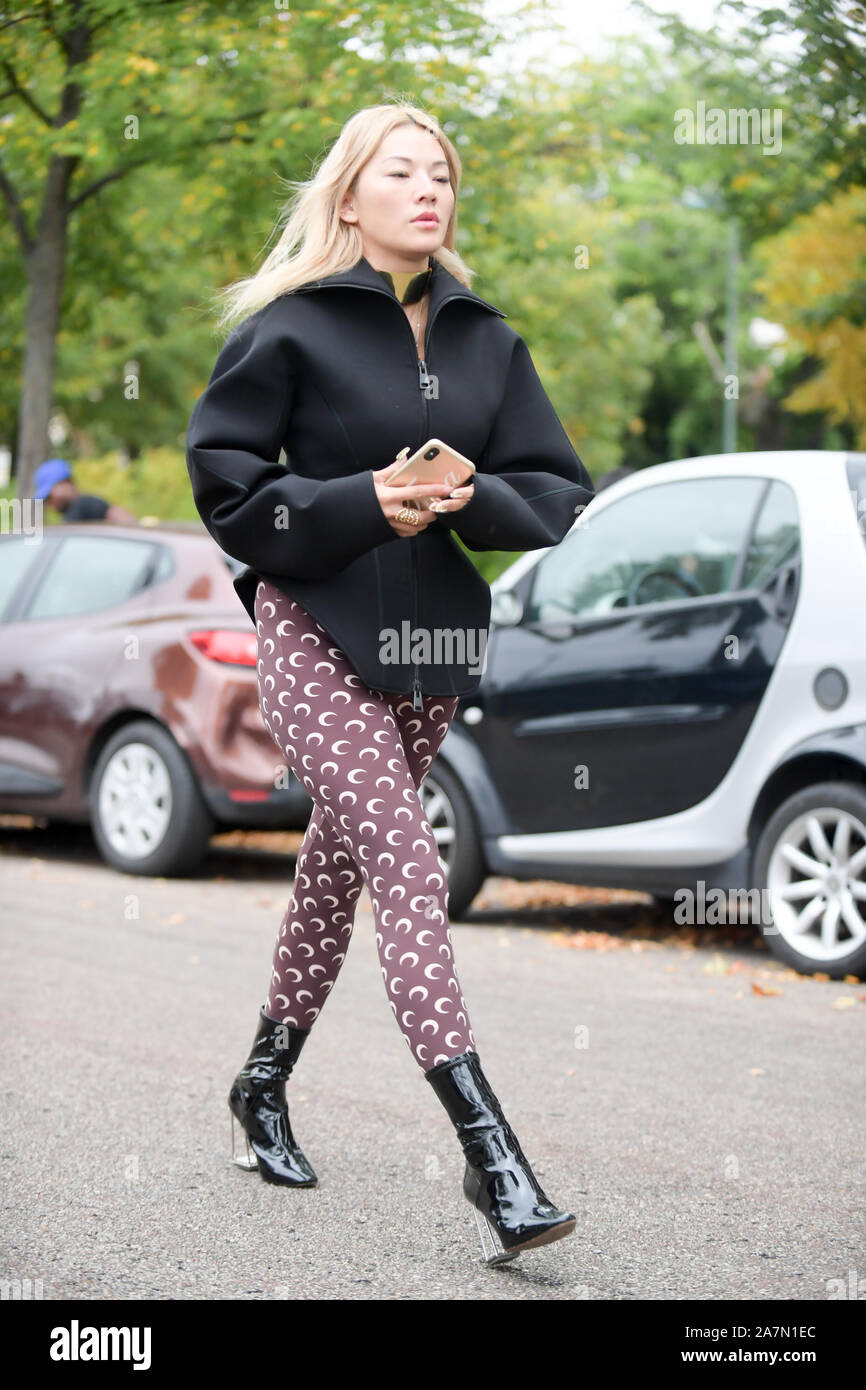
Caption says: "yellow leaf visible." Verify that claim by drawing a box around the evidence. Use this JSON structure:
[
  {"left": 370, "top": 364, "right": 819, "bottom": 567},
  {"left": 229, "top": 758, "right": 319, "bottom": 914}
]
[{"left": 704, "top": 952, "right": 729, "bottom": 975}]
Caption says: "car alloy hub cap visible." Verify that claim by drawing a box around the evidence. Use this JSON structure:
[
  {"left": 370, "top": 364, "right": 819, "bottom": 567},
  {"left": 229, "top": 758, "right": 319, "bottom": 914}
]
[
  {"left": 767, "top": 807, "right": 866, "bottom": 961},
  {"left": 419, "top": 775, "right": 457, "bottom": 869},
  {"left": 98, "top": 742, "right": 173, "bottom": 858}
]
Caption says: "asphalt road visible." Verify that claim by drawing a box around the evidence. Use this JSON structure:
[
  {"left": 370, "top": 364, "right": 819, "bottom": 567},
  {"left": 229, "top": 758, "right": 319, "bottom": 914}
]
[{"left": 1, "top": 824, "right": 864, "bottom": 1301}]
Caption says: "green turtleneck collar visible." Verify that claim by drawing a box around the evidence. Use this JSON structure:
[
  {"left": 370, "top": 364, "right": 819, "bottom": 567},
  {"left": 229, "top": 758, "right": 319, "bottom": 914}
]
[{"left": 368, "top": 255, "right": 434, "bottom": 304}]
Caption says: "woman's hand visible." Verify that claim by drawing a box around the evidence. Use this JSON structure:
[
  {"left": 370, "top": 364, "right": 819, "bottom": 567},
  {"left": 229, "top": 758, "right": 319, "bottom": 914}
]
[
  {"left": 428, "top": 483, "right": 474, "bottom": 517},
  {"left": 372, "top": 455, "right": 472, "bottom": 537}
]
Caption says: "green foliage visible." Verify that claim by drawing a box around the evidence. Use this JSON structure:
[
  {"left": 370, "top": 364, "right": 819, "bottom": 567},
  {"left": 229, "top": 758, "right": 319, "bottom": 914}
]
[
  {"left": 0, "top": 446, "right": 203, "bottom": 526},
  {"left": 1, "top": 0, "right": 862, "bottom": 584}
]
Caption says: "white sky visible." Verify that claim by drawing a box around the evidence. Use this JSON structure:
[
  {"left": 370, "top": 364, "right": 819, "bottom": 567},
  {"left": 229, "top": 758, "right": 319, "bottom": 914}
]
[
  {"left": 481, "top": 0, "right": 801, "bottom": 64},
  {"left": 538, "top": 0, "right": 727, "bottom": 54}
]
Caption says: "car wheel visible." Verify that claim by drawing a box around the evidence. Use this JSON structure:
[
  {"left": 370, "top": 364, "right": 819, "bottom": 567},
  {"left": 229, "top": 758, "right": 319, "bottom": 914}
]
[
  {"left": 89, "top": 720, "right": 215, "bottom": 876},
  {"left": 418, "top": 760, "right": 485, "bottom": 920},
  {"left": 752, "top": 781, "right": 866, "bottom": 978}
]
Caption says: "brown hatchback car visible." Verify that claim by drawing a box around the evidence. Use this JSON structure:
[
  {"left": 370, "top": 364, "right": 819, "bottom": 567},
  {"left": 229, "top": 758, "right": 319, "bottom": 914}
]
[{"left": 0, "top": 521, "right": 313, "bottom": 874}]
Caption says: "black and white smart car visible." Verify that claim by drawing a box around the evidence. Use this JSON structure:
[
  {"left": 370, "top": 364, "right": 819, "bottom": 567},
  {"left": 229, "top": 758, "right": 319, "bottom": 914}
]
[{"left": 423, "top": 450, "right": 866, "bottom": 979}]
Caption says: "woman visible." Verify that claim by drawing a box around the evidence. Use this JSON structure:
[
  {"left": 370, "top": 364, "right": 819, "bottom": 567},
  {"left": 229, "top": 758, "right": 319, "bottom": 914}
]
[{"left": 186, "top": 100, "right": 595, "bottom": 1267}]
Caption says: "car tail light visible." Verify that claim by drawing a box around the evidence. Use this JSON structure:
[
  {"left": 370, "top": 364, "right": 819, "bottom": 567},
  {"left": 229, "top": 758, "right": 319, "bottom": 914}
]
[{"left": 188, "top": 629, "right": 258, "bottom": 666}]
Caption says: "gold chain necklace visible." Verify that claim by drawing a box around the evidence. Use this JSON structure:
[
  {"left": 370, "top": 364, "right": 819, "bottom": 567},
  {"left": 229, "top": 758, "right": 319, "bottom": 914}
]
[{"left": 411, "top": 294, "right": 427, "bottom": 358}]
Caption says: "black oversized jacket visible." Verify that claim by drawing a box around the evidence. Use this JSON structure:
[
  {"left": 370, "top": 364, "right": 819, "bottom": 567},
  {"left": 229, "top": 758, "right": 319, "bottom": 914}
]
[{"left": 185, "top": 254, "right": 595, "bottom": 708}]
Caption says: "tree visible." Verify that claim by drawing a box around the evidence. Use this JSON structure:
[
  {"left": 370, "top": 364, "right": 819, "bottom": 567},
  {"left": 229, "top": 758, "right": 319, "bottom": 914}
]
[
  {"left": 753, "top": 186, "right": 866, "bottom": 445},
  {"left": 0, "top": 0, "right": 500, "bottom": 494},
  {"left": 633, "top": 0, "right": 866, "bottom": 211}
]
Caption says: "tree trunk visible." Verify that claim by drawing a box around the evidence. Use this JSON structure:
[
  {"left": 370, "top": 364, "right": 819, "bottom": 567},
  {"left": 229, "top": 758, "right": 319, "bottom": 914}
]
[{"left": 17, "top": 157, "right": 72, "bottom": 501}]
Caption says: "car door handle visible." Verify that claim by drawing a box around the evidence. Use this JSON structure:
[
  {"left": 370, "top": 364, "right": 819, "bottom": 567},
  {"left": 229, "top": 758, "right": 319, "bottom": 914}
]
[{"left": 766, "top": 563, "right": 799, "bottom": 620}]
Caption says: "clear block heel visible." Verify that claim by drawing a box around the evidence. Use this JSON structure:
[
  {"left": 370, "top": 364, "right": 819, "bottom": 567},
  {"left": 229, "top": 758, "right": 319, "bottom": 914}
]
[
  {"left": 229, "top": 1110, "right": 258, "bottom": 1170},
  {"left": 473, "top": 1207, "right": 522, "bottom": 1266}
]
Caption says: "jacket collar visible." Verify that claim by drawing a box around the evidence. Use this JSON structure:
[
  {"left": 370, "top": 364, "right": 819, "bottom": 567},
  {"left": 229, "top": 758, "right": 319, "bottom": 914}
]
[{"left": 295, "top": 254, "right": 507, "bottom": 319}]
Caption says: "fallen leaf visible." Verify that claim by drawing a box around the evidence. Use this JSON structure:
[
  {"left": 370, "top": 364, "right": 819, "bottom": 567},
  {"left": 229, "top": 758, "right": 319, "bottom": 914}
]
[
  {"left": 832, "top": 996, "right": 856, "bottom": 1009},
  {"left": 703, "top": 953, "right": 729, "bottom": 975},
  {"left": 558, "top": 930, "right": 631, "bottom": 952},
  {"left": 751, "top": 982, "right": 782, "bottom": 996}
]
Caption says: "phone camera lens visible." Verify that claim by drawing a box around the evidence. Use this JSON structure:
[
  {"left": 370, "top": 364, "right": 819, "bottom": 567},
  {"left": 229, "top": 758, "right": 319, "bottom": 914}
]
[{"left": 424, "top": 448, "right": 439, "bottom": 460}]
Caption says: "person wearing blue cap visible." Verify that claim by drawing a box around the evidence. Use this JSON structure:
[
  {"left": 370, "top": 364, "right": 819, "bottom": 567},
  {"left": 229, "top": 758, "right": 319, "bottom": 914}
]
[{"left": 33, "top": 458, "right": 137, "bottom": 523}]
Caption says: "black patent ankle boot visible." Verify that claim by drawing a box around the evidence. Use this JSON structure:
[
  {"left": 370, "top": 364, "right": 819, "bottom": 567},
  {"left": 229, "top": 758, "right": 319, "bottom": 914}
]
[
  {"left": 425, "top": 1050, "right": 576, "bottom": 1265},
  {"left": 227, "top": 1006, "right": 317, "bottom": 1186}
]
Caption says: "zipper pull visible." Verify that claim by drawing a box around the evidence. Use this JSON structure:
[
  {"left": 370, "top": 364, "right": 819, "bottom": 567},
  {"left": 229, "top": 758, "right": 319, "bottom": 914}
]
[
  {"left": 418, "top": 359, "right": 431, "bottom": 393},
  {"left": 413, "top": 674, "right": 423, "bottom": 711}
]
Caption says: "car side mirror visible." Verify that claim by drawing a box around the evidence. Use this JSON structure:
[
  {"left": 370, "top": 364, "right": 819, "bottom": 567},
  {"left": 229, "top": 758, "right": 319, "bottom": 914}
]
[{"left": 490, "top": 590, "right": 524, "bottom": 627}]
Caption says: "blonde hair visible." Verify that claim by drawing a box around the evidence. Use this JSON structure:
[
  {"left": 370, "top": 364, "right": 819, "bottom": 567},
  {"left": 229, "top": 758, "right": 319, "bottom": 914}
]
[{"left": 212, "top": 99, "right": 475, "bottom": 334}]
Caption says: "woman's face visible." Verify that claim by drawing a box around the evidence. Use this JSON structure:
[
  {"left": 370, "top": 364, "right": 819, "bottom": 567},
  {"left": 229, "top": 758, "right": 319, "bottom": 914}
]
[{"left": 340, "top": 122, "right": 455, "bottom": 270}]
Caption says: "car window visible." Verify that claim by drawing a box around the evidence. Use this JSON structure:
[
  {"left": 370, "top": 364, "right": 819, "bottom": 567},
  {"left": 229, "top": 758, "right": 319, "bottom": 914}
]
[
  {"left": 221, "top": 551, "right": 245, "bottom": 578},
  {"left": 0, "top": 536, "right": 39, "bottom": 618},
  {"left": 847, "top": 456, "right": 866, "bottom": 547},
  {"left": 154, "top": 546, "right": 174, "bottom": 583},
  {"left": 526, "top": 476, "right": 767, "bottom": 622},
  {"left": 26, "top": 536, "right": 157, "bottom": 619},
  {"left": 740, "top": 481, "right": 799, "bottom": 588}
]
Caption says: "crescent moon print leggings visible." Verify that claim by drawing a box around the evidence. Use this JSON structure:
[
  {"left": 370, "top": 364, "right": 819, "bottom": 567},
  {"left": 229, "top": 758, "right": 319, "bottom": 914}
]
[{"left": 254, "top": 578, "right": 478, "bottom": 1070}]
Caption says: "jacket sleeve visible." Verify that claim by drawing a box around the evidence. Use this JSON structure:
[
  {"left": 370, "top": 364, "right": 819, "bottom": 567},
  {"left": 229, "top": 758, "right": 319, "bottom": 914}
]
[
  {"left": 435, "top": 334, "right": 594, "bottom": 551},
  {"left": 185, "top": 304, "right": 399, "bottom": 579}
]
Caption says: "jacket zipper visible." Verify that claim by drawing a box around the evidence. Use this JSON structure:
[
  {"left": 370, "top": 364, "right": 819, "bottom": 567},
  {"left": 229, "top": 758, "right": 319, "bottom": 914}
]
[
  {"left": 411, "top": 350, "right": 434, "bottom": 709},
  {"left": 296, "top": 282, "right": 463, "bottom": 708},
  {"left": 356, "top": 286, "right": 439, "bottom": 710}
]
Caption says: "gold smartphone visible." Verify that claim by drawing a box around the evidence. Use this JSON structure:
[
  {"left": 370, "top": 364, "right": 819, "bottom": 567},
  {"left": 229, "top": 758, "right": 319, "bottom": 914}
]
[{"left": 387, "top": 437, "right": 476, "bottom": 510}]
